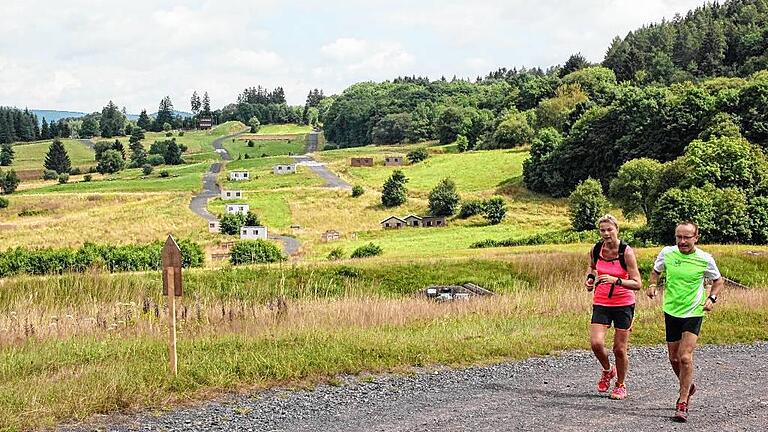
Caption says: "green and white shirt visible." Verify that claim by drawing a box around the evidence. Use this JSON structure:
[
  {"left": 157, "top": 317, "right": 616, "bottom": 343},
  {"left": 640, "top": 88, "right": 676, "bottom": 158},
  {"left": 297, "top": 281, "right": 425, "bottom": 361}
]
[{"left": 653, "top": 246, "right": 721, "bottom": 318}]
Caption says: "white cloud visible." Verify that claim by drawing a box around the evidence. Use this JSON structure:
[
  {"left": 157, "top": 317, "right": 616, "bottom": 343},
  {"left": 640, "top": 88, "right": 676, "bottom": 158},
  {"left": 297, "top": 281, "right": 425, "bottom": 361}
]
[{"left": 0, "top": 0, "right": 711, "bottom": 111}]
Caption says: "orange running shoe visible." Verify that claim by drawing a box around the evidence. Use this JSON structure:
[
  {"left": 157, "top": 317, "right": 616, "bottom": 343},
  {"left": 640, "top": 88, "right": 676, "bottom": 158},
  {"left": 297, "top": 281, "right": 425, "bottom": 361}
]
[{"left": 597, "top": 366, "right": 616, "bottom": 392}]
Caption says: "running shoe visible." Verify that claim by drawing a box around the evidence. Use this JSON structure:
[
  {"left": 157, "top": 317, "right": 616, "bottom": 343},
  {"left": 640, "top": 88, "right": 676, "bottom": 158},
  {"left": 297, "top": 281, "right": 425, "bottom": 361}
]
[
  {"left": 609, "top": 383, "right": 627, "bottom": 400},
  {"left": 674, "top": 401, "right": 688, "bottom": 422},
  {"left": 597, "top": 366, "right": 616, "bottom": 392}
]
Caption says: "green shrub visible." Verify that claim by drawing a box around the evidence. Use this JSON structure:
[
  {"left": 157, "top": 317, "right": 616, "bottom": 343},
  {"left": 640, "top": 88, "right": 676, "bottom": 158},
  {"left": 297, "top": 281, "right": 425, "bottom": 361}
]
[
  {"left": 83, "top": 174, "right": 92, "bottom": 182},
  {"left": 350, "top": 243, "right": 383, "bottom": 258},
  {"left": 58, "top": 173, "right": 69, "bottom": 184},
  {"left": 334, "top": 265, "right": 361, "bottom": 277},
  {"left": 160, "top": 170, "right": 170, "bottom": 178},
  {"left": 43, "top": 169, "right": 58, "bottom": 180},
  {"left": 219, "top": 212, "right": 246, "bottom": 235},
  {"left": 142, "top": 164, "right": 153, "bottom": 176},
  {"left": 406, "top": 148, "right": 429, "bottom": 163},
  {"left": 458, "top": 199, "right": 486, "bottom": 219},
  {"left": 327, "top": 247, "right": 345, "bottom": 261},
  {"left": 483, "top": 196, "right": 507, "bottom": 225},
  {"left": 147, "top": 154, "right": 165, "bottom": 166},
  {"left": 178, "top": 131, "right": 184, "bottom": 136},
  {"left": 229, "top": 240, "right": 285, "bottom": 265},
  {"left": 568, "top": 178, "right": 608, "bottom": 231},
  {"left": 69, "top": 167, "right": 82, "bottom": 175},
  {"left": 381, "top": 170, "right": 408, "bottom": 207},
  {"left": 165, "top": 132, "right": 173, "bottom": 137},
  {"left": 351, "top": 185, "right": 364, "bottom": 197},
  {"left": 0, "top": 240, "right": 204, "bottom": 278},
  {"left": 455, "top": 135, "right": 469, "bottom": 152},
  {"left": 247, "top": 140, "right": 255, "bottom": 147},
  {"left": 428, "top": 178, "right": 460, "bottom": 216},
  {"left": 0, "top": 197, "right": 8, "bottom": 209}
]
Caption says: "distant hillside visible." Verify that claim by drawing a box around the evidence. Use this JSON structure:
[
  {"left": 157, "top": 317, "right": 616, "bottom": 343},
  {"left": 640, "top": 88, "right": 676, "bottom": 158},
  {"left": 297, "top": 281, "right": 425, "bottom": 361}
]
[
  {"left": 31, "top": 109, "right": 88, "bottom": 123},
  {"left": 31, "top": 109, "right": 194, "bottom": 124}
]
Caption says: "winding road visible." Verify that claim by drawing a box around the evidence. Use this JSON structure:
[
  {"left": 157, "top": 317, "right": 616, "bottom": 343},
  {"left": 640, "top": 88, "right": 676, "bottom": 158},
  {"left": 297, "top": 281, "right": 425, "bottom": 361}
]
[{"left": 59, "top": 342, "right": 768, "bottom": 431}]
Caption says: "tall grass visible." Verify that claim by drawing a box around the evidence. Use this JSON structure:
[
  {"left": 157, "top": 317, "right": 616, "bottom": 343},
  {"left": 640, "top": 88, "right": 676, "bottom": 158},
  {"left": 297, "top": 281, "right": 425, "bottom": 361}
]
[{"left": 0, "top": 251, "right": 766, "bottom": 430}]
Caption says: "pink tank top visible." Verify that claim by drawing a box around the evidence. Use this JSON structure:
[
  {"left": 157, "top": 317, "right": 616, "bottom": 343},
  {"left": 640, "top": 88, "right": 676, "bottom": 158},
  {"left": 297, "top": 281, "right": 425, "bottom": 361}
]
[{"left": 593, "top": 245, "right": 635, "bottom": 307}]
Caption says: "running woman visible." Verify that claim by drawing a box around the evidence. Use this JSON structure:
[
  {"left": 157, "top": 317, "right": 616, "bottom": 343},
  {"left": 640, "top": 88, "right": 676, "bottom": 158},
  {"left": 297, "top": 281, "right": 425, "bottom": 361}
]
[
  {"left": 647, "top": 221, "right": 723, "bottom": 422},
  {"left": 585, "top": 215, "right": 643, "bottom": 400}
]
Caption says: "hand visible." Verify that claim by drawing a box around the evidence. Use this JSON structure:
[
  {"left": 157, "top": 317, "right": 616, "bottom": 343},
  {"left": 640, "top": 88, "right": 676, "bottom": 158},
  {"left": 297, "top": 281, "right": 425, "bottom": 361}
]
[
  {"left": 646, "top": 285, "right": 657, "bottom": 299},
  {"left": 595, "top": 274, "right": 617, "bottom": 285},
  {"left": 703, "top": 298, "right": 714, "bottom": 312}
]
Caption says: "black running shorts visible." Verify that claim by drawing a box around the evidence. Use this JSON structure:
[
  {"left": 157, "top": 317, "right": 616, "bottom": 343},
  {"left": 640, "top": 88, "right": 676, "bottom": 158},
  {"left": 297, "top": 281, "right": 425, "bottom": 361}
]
[
  {"left": 591, "top": 304, "right": 635, "bottom": 330},
  {"left": 664, "top": 313, "right": 703, "bottom": 342}
]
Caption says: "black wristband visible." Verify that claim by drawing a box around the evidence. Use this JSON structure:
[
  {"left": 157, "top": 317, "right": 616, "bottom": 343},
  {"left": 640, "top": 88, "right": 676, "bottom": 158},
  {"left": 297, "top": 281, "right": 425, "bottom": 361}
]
[
  {"left": 708, "top": 295, "right": 717, "bottom": 303},
  {"left": 616, "top": 278, "right": 622, "bottom": 286}
]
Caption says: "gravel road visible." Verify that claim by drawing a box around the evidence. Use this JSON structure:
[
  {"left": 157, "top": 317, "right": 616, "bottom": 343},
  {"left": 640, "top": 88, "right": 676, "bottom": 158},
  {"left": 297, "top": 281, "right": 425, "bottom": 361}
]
[{"left": 59, "top": 342, "right": 768, "bottom": 431}]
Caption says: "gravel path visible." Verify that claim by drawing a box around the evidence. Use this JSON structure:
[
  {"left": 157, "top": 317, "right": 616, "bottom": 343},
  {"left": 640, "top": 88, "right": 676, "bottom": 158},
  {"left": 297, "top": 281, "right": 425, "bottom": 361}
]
[{"left": 59, "top": 342, "right": 768, "bottom": 431}]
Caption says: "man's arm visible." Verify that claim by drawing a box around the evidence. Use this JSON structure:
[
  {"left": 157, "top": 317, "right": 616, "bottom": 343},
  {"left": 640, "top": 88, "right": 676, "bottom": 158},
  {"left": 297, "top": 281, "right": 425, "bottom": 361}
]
[
  {"left": 647, "top": 269, "right": 661, "bottom": 299},
  {"left": 704, "top": 276, "right": 724, "bottom": 312}
]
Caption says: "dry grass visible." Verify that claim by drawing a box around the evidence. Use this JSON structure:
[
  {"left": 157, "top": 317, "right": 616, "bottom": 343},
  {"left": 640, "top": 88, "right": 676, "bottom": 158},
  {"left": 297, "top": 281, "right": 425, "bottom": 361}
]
[{"left": 0, "top": 193, "right": 212, "bottom": 250}]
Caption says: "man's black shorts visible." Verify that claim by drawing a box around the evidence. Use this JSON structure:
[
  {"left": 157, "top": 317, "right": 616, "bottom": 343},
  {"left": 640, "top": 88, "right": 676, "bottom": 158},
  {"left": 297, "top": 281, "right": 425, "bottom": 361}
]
[
  {"left": 591, "top": 304, "right": 635, "bottom": 330},
  {"left": 664, "top": 313, "right": 703, "bottom": 342}
]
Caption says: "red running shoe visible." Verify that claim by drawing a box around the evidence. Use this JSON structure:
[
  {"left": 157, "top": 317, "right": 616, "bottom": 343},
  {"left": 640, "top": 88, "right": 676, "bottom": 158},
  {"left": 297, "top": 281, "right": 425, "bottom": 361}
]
[
  {"left": 674, "top": 401, "right": 688, "bottom": 422},
  {"left": 597, "top": 366, "right": 616, "bottom": 393}
]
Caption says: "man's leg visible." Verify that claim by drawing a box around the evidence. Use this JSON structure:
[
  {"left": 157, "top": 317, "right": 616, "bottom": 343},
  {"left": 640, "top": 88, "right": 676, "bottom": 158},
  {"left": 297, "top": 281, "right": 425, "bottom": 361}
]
[
  {"left": 677, "top": 332, "right": 698, "bottom": 403},
  {"left": 667, "top": 341, "right": 681, "bottom": 378},
  {"left": 590, "top": 324, "right": 610, "bottom": 370}
]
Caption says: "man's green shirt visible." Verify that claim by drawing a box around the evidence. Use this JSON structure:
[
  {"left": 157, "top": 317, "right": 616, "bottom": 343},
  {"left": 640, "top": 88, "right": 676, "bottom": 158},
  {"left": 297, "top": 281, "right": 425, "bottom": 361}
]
[{"left": 653, "top": 246, "right": 721, "bottom": 318}]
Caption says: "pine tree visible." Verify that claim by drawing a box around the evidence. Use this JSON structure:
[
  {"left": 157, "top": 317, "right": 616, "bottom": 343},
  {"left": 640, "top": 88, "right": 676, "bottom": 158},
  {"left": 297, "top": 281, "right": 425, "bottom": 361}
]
[
  {"left": 44, "top": 139, "right": 71, "bottom": 174},
  {"left": 381, "top": 170, "right": 409, "bottom": 207},
  {"left": 41, "top": 118, "right": 50, "bottom": 139},
  {"left": 155, "top": 97, "right": 175, "bottom": 131},
  {"left": 201, "top": 92, "right": 211, "bottom": 117},
  {"left": 190, "top": 91, "right": 201, "bottom": 115},
  {"left": 137, "top": 110, "right": 151, "bottom": 130},
  {"left": 0, "top": 144, "right": 14, "bottom": 166},
  {"left": 49, "top": 119, "right": 59, "bottom": 138},
  {"left": 129, "top": 140, "right": 147, "bottom": 168}
]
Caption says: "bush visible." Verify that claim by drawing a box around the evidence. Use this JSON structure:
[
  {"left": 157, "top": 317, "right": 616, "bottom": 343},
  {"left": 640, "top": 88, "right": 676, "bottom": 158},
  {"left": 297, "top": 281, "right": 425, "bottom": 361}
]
[
  {"left": 428, "top": 178, "right": 460, "bottom": 216},
  {"left": 483, "top": 196, "right": 507, "bottom": 225},
  {"left": 351, "top": 185, "right": 364, "bottom": 197},
  {"left": 160, "top": 170, "right": 170, "bottom": 178},
  {"left": 351, "top": 243, "right": 383, "bottom": 258},
  {"left": 69, "top": 167, "right": 82, "bottom": 175},
  {"left": 0, "top": 170, "right": 20, "bottom": 194},
  {"left": 83, "top": 174, "right": 92, "bottom": 182},
  {"left": 96, "top": 149, "right": 125, "bottom": 174},
  {"left": 458, "top": 199, "right": 486, "bottom": 219},
  {"left": 147, "top": 154, "right": 165, "bottom": 166},
  {"left": 0, "top": 240, "right": 205, "bottom": 278},
  {"left": 165, "top": 132, "right": 173, "bottom": 137},
  {"left": 568, "top": 178, "right": 609, "bottom": 231},
  {"left": 247, "top": 140, "right": 255, "bottom": 147},
  {"left": 178, "top": 131, "right": 185, "bottom": 137},
  {"left": 406, "top": 148, "right": 429, "bottom": 163},
  {"left": 0, "top": 197, "right": 8, "bottom": 209},
  {"left": 219, "top": 212, "right": 246, "bottom": 235},
  {"left": 229, "top": 240, "right": 285, "bottom": 265},
  {"left": 455, "top": 135, "right": 469, "bottom": 152},
  {"left": 43, "top": 169, "right": 58, "bottom": 180},
  {"left": 327, "top": 247, "right": 345, "bottom": 261},
  {"left": 58, "top": 173, "right": 69, "bottom": 184},
  {"left": 381, "top": 170, "right": 408, "bottom": 207},
  {"left": 142, "top": 164, "right": 153, "bottom": 176}
]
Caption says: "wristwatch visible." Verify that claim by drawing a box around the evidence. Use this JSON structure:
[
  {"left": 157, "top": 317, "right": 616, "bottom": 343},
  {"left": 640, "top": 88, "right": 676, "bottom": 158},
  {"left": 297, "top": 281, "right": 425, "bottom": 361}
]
[{"left": 708, "top": 294, "right": 718, "bottom": 303}]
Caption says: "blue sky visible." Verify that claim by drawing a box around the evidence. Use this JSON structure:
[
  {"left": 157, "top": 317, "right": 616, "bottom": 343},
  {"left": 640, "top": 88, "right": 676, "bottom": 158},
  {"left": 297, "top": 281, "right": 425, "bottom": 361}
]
[{"left": 0, "top": 0, "right": 709, "bottom": 113}]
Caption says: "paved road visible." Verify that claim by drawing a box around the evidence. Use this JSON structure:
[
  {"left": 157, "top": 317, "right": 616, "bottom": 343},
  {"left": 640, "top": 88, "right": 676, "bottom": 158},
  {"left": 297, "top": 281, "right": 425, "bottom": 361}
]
[
  {"left": 187, "top": 129, "right": 247, "bottom": 222},
  {"left": 293, "top": 154, "right": 352, "bottom": 189},
  {"left": 59, "top": 343, "right": 768, "bottom": 431}
]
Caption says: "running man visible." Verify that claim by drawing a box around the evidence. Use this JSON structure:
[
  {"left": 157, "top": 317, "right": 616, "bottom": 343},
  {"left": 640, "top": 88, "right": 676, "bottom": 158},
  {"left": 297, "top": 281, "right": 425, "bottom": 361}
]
[
  {"left": 585, "top": 215, "right": 643, "bottom": 400},
  {"left": 647, "top": 222, "right": 724, "bottom": 422}
]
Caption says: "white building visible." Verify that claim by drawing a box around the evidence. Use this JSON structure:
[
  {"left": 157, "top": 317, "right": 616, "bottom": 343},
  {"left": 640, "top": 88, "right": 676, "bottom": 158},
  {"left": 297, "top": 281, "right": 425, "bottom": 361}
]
[
  {"left": 225, "top": 204, "right": 249, "bottom": 214},
  {"left": 229, "top": 170, "right": 250, "bottom": 181},
  {"left": 272, "top": 164, "right": 296, "bottom": 175},
  {"left": 208, "top": 220, "right": 220, "bottom": 233},
  {"left": 240, "top": 226, "right": 268, "bottom": 240},
  {"left": 221, "top": 190, "right": 243, "bottom": 200}
]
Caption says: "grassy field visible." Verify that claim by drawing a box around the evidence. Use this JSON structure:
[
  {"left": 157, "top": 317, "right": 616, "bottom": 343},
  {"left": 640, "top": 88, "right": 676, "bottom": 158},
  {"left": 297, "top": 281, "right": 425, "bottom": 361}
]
[
  {"left": 218, "top": 157, "right": 326, "bottom": 192},
  {"left": 18, "top": 162, "right": 210, "bottom": 194},
  {"left": 0, "top": 249, "right": 766, "bottom": 430},
  {"left": 208, "top": 190, "right": 294, "bottom": 230},
  {"left": 224, "top": 137, "right": 306, "bottom": 158},
  {"left": 8, "top": 139, "right": 95, "bottom": 171},
  {"left": 254, "top": 123, "right": 312, "bottom": 135},
  {"left": 0, "top": 192, "right": 210, "bottom": 250}
]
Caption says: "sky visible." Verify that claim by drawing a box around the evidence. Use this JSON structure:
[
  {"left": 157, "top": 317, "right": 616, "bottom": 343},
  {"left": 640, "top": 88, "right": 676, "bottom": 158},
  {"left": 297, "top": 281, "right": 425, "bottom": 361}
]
[{"left": 0, "top": 0, "right": 710, "bottom": 114}]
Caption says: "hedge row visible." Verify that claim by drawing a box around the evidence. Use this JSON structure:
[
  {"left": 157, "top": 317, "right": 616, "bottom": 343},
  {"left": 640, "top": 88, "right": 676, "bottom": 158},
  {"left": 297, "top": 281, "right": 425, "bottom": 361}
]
[{"left": 0, "top": 240, "right": 204, "bottom": 277}]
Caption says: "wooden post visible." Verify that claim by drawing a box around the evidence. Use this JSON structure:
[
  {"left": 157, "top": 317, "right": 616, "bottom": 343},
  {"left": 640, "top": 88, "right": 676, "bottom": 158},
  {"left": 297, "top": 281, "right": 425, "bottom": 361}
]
[
  {"left": 166, "top": 266, "right": 177, "bottom": 376},
  {"left": 162, "top": 235, "right": 183, "bottom": 376}
]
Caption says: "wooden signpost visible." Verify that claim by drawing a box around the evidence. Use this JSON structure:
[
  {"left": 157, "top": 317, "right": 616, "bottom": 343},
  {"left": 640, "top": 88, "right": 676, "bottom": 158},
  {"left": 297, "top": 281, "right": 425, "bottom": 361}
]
[{"left": 162, "top": 235, "right": 183, "bottom": 376}]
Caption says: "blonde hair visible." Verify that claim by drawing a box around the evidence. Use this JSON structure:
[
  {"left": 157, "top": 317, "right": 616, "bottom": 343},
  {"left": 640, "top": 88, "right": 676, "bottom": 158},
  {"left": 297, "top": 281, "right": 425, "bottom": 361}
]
[{"left": 597, "top": 214, "right": 619, "bottom": 229}]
